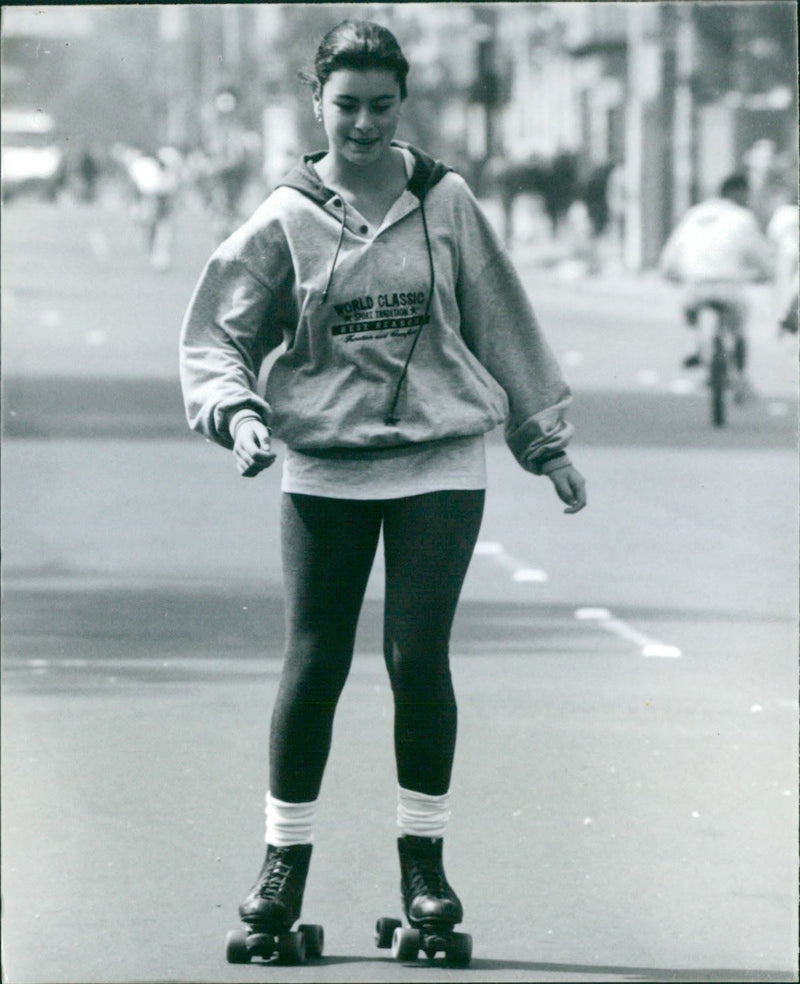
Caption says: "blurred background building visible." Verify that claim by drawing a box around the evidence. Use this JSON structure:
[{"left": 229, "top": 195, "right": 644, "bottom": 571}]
[{"left": 2, "top": 2, "right": 797, "bottom": 270}]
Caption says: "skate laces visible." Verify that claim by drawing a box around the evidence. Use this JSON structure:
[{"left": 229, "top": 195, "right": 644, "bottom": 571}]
[
  {"left": 408, "top": 855, "right": 453, "bottom": 902},
  {"left": 257, "top": 856, "right": 293, "bottom": 900}
]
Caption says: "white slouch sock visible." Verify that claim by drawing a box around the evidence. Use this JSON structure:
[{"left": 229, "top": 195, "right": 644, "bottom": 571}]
[
  {"left": 397, "top": 786, "right": 452, "bottom": 839},
  {"left": 265, "top": 791, "right": 317, "bottom": 847}
]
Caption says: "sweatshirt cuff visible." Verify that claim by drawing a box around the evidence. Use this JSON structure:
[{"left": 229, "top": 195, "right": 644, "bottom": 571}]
[
  {"left": 229, "top": 408, "right": 266, "bottom": 442},
  {"left": 538, "top": 451, "right": 572, "bottom": 476}
]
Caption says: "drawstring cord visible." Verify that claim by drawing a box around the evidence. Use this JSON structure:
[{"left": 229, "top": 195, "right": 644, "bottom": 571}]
[
  {"left": 321, "top": 198, "right": 347, "bottom": 304},
  {"left": 318, "top": 188, "right": 435, "bottom": 427},
  {"left": 384, "top": 202, "right": 435, "bottom": 426}
]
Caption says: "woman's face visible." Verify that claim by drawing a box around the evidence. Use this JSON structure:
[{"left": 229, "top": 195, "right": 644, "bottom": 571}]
[{"left": 315, "top": 68, "right": 404, "bottom": 168}]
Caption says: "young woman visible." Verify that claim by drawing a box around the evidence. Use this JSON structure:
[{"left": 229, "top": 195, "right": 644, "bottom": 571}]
[{"left": 180, "top": 19, "right": 586, "bottom": 952}]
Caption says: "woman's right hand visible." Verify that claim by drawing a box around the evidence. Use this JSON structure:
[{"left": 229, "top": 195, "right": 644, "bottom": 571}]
[{"left": 233, "top": 420, "right": 277, "bottom": 477}]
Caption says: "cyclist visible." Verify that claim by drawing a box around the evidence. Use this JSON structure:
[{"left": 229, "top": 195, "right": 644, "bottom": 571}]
[{"left": 659, "top": 172, "right": 773, "bottom": 396}]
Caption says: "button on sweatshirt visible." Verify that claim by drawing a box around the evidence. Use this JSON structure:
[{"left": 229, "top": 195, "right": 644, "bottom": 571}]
[{"left": 179, "top": 142, "right": 574, "bottom": 476}]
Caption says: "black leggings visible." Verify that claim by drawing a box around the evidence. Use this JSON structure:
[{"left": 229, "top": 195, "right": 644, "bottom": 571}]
[{"left": 269, "top": 489, "right": 485, "bottom": 803}]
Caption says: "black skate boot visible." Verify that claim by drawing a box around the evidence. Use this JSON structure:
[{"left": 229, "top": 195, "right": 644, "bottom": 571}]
[
  {"left": 226, "top": 843, "right": 323, "bottom": 966},
  {"left": 239, "top": 843, "right": 312, "bottom": 930},
  {"left": 399, "top": 835, "right": 463, "bottom": 926},
  {"left": 375, "top": 836, "right": 472, "bottom": 966}
]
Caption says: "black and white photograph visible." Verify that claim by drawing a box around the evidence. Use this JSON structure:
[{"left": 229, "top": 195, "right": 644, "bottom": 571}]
[{"left": 1, "top": 3, "right": 797, "bottom": 981}]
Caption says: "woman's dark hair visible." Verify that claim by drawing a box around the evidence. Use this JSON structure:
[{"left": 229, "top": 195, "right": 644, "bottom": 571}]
[{"left": 303, "top": 20, "right": 410, "bottom": 99}]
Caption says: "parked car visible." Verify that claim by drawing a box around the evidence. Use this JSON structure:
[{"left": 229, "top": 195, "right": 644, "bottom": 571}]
[{"left": 2, "top": 110, "right": 66, "bottom": 202}]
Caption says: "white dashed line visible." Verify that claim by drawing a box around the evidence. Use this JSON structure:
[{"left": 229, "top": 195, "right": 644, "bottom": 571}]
[
  {"left": 574, "top": 607, "right": 682, "bottom": 658},
  {"left": 474, "top": 540, "right": 548, "bottom": 583},
  {"left": 88, "top": 228, "right": 110, "bottom": 262},
  {"left": 85, "top": 329, "right": 106, "bottom": 347},
  {"left": 668, "top": 377, "right": 696, "bottom": 395},
  {"left": 767, "top": 401, "right": 789, "bottom": 417},
  {"left": 475, "top": 544, "right": 681, "bottom": 657},
  {"left": 512, "top": 568, "right": 548, "bottom": 583}
]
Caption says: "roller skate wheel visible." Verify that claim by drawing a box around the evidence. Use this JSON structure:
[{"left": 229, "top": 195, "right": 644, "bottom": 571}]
[
  {"left": 277, "top": 929, "right": 307, "bottom": 965},
  {"left": 225, "top": 929, "right": 251, "bottom": 964},
  {"left": 375, "top": 917, "right": 402, "bottom": 948},
  {"left": 392, "top": 926, "right": 421, "bottom": 961},
  {"left": 250, "top": 931, "right": 276, "bottom": 958},
  {"left": 298, "top": 923, "right": 324, "bottom": 958},
  {"left": 447, "top": 931, "right": 473, "bottom": 968}
]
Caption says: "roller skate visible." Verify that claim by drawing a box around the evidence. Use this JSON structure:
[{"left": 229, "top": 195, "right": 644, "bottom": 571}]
[
  {"left": 225, "top": 843, "right": 324, "bottom": 965},
  {"left": 375, "top": 835, "right": 472, "bottom": 967}
]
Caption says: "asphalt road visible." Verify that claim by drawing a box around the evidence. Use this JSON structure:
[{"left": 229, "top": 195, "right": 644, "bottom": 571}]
[{"left": 2, "top": 195, "right": 798, "bottom": 983}]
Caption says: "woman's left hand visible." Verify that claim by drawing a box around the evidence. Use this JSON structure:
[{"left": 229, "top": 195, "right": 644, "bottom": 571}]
[
  {"left": 548, "top": 464, "right": 587, "bottom": 514},
  {"left": 233, "top": 419, "right": 277, "bottom": 477}
]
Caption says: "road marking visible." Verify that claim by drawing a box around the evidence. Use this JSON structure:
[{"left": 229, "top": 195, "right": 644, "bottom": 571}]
[
  {"left": 767, "top": 401, "right": 789, "bottom": 417},
  {"left": 474, "top": 540, "right": 548, "bottom": 582},
  {"left": 88, "top": 228, "right": 110, "bottom": 262},
  {"left": 474, "top": 544, "right": 681, "bottom": 658},
  {"left": 574, "top": 606, "right": 682, "bottom": 658},
  {"left": 669, "top": 377, "right": 696, "bottom": 395},
  {"left": 636, "top": 369, "right": 660, "bottom": 387}
]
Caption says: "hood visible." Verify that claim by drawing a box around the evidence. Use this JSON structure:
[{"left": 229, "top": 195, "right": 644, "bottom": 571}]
[{"left": 276, "top": 141, "right": 452, "bottom": 204}]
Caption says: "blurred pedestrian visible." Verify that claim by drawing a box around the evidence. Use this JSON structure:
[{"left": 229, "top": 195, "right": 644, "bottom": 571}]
[
  {"left": 659, "top": 172, "right": 773, "bottom": 396},
  {"left": 129, "top": 147, "right": 182, "bottom": 271},
  {"left": 75, "top": 147, "right": 100, "bottom": 203},
  {"left": 180, "top": 18, "right": 585, "bottom": 952},
  {"left": 582, "top": 162, "right": 615, "bottom": 241},
  {"left": 743, "top": 138, "right": 780, "bottom": 228},
  {"left": 766, "top": 182, "right": 799, "bottom": 335},
  {"left": 202, "top": 86, "right": 252, "bottom": 241},
  {"left": 581, "top": 161, "right": 617, "bottom": 274},
  {"left": 605, "top": 161, "right": 626, "bottom": 269}
]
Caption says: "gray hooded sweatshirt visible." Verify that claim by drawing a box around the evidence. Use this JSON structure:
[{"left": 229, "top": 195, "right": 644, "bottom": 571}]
[{"left": 180, "top": 142, "right": 573, "bottom": 475}]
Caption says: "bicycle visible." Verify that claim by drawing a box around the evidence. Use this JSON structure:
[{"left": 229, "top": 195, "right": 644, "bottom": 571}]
[{"left": 694, "top": 301, "right": 748, "bottom": 427}]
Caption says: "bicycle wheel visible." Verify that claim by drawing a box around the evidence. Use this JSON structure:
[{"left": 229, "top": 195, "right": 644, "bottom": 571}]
[
  {"left": 733, "top": 332, "right": 747, "bottom": 373},
  {"left": 709, "top": 331, "right": 727, "bottom": 427}
]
